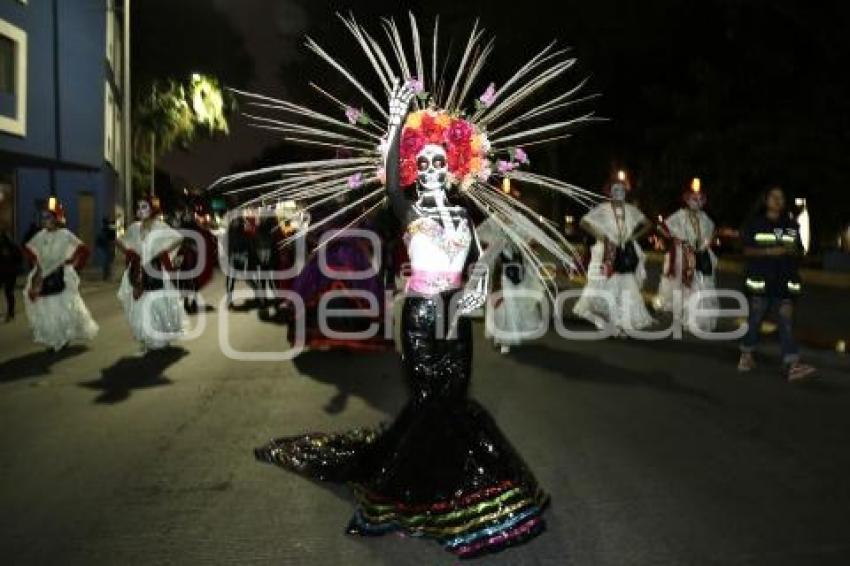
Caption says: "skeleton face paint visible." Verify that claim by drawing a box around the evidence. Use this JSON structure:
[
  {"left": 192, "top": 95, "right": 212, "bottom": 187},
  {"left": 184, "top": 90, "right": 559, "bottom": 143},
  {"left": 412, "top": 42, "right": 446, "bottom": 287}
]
[
  {"left": 610, "top": 182, "right": 627, "bottom": 202},
  {"left": 41, "top": 211, "right": 57, "bottom": 230},
  {"left": 137, "top": 200, "right": 152, "bottom": 220},
  {"left": 686, "top": 196, "right": 703, "bottom": 210},
  {"left": 415, "top": 144, "right": 449, "bottom": 192}
]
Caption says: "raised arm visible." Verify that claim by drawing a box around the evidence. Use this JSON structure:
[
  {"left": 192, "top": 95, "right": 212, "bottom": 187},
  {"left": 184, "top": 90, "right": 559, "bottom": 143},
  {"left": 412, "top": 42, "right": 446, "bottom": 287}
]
[{"left": 384, "top": 80, "right": 417, "bottom": 227}]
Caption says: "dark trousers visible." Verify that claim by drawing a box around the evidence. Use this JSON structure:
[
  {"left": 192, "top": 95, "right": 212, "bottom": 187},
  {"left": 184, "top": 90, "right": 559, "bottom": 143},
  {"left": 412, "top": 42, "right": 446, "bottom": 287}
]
[
  {"left": 740, "top": 295, "right": 799, "bottom": 364},
  {"left": 2, "top": 273, "right": 15, "bottom": 318}
]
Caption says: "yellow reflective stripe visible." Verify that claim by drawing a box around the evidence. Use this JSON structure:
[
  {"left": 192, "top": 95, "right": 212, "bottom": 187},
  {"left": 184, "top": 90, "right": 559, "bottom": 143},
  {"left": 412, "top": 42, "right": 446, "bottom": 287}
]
[
  {"left": 787, "top": 281, "right": 802, "bottom": 292},
  {"left": 746, "top": 278, "right": 766, "bottom": 290},
  {"left": 754, "top": 233, "right": 778, "bottom": 243}
]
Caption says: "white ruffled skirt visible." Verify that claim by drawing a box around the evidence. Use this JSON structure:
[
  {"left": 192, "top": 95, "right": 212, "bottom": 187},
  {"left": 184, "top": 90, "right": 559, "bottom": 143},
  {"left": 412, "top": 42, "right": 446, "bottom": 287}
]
[
  {"left": 491, "top": 280, "right": 545, "bottom": 347},
  {"left": 24, "top": 266, "right": 99, "bottom": 351},
  {"left": 574, "top": 242, "right": 654, "bottom": 333},
  {"left": 655, "top": 251, "right": 719, "bottom": 332},
  {"left": 118, "top": 269, "right": 184, "bottom": 349}
]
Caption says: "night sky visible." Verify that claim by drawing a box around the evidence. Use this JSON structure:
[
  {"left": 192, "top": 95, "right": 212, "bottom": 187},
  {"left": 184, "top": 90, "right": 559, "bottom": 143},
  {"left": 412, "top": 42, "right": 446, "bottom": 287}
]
[{"left": 136, "top": 0, "right": 850, "bottom": 238}]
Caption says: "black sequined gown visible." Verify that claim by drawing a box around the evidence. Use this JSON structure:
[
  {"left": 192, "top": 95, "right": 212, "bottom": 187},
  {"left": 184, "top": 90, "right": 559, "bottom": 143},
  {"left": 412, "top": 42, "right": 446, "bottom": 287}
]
[{"left": 257, "top": 296, "right": 547, "bottom": 558}]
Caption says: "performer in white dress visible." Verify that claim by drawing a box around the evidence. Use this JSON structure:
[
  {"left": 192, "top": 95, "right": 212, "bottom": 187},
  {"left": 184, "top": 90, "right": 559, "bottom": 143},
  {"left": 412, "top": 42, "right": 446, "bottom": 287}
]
[
  {"left": 656, "top": 180, "right": 719, "bottom": 332},
  {"left": 491, "top": 242, "right": 545, "bottom": 354},
  {"left": 574, "top": 179, "right": 654, "bottom": 333},
  {"left": 117, "top": 198, "right": 184, "bottom": 352},
  {"left": 23, "top": 203, "right": 99, "bottom": 351}
]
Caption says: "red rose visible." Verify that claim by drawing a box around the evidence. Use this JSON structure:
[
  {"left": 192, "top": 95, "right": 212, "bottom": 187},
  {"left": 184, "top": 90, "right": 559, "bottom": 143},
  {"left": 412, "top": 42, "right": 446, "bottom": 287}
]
[
  {"left": 448, "top": 146, "right": 472, "bottom": 176},
  {"left": 400, "top": 129, "right": 427, "bottom": 160},
  {"left": 400, "top": 158, "right": 418, "bottom": 187},
  {"left": 420, "top": 114, "right": 444, "bottom": 143},
  {"left": 446, "top": 118, "right": 473, "bottom": 145}
]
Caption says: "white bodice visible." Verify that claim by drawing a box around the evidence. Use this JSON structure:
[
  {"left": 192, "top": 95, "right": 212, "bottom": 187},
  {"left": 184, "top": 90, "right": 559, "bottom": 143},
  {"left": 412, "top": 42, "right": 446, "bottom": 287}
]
[
  {"left": 665, "top": 208, "right": 715, "bottom": 249},
  {"left": 404, "top": 217, "right": 472, "bottom": 293},
  {"left": 26, "top": 228, "right": 81, "bottom": 275}
]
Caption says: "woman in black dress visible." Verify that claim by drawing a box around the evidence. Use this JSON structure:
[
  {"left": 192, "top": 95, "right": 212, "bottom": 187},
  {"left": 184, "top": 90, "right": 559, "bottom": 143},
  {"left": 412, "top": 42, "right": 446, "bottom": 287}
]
[{"left": 255, "top": 82, "right": 547, "bottom": 558}]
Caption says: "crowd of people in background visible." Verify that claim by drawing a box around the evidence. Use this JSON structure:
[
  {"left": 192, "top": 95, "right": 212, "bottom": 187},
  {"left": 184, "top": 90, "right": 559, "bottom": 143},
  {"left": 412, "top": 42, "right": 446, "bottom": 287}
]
[{"left": 0, "top": 178, "right": 817, "bottom": 382}]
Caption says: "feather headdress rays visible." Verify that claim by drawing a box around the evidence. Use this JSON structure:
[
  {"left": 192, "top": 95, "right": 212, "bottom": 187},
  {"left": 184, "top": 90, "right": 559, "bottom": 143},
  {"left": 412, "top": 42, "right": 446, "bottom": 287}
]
[{"left": 208, "top": 13, "right": 602, "bottom": 298}]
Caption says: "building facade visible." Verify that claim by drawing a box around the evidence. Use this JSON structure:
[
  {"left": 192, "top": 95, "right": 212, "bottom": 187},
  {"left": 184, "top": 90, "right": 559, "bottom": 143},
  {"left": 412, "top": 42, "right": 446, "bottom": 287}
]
[{"left": 0, "top": 0, "right": 126, "bottom": 262}]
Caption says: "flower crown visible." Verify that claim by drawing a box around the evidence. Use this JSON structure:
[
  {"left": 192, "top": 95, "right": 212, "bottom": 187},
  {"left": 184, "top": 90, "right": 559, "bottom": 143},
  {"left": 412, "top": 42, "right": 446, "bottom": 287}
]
[
  {"left": 398, "top": 109, "right": 491, "bottom": 189},
  {"left": 352, "top": 82, "right": 530, "bottom": 191}
]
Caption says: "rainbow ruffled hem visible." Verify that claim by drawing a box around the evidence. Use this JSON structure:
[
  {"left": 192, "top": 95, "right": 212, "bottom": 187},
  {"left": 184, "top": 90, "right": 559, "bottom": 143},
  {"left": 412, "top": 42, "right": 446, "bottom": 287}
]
[{"left": 347, "top": 480, "right": 547, "bottom": 558}]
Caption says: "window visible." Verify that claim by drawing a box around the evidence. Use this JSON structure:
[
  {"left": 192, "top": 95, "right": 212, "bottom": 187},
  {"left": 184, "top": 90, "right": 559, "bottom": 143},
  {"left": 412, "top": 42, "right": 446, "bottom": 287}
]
[
  {"left": 106, "top": 7, "right": 114, "bottom": 66},
  {"left": 0, "top": 18, "right": 26, "bottom": 136},
  {"left": 104, "top": 82, "right": 114, "bottom": 163},
  {"left": 106, "top": 8, "right": 122, "bottom": 85}
]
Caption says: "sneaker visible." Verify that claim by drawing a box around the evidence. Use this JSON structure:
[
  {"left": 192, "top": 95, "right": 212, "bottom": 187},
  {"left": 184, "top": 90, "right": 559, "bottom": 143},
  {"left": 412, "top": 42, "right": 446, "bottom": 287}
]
[
  {"left": 786, "top": 362, "right": 817, "bottom": 383},
  {"left": 737, "top": 352, "right": 756, "bottom": 372},
  {"left": 500, "top": 345, "right": 511, "bottom": 355}
]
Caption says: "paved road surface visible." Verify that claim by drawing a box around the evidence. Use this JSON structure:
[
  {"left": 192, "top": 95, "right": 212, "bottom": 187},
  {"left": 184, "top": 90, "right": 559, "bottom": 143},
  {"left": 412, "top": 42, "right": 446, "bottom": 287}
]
[{"left": 1, "top": 276, "right": 849, "bottom": 565}]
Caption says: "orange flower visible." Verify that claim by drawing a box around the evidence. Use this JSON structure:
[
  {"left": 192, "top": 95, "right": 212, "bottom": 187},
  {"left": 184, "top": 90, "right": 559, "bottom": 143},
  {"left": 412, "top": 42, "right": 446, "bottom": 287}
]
[
  {"left": 435, "top": 112, "right": 452, "bottom": 128},
  {"left": 405, "top": 111, "right": 424, "bottom": 130},
  {"left": 470, "top": 134, "right": 483, "bottom": 153}
]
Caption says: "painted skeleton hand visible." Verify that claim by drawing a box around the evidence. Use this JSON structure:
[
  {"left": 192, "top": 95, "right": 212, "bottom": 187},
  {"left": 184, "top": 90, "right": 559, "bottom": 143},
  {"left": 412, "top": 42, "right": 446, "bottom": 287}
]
[
  {"left": 457, "top": 262, "right": 490, "bottom": 316},
  {"left": 387, "top": 79, "right": 416, "bottom": 130}
]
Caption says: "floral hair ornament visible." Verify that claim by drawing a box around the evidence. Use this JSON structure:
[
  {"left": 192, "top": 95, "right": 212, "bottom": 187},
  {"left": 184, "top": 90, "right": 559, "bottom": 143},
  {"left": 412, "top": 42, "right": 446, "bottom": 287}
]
[
  {"left": 398, "top": 109, "right": 491, "bottom": 190},
  {"left": 683, "top": 177, "right": 707, "bottom": 206},
  {"left": 43, "top": 197, "right": 66, "bottom": 222}
]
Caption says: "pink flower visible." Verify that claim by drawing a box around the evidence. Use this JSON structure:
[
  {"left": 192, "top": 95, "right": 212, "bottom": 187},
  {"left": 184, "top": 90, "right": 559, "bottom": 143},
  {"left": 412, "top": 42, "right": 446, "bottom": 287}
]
[
  {"left": 347, "top": 172, "right": 364, "bottom": 189},
  {"left": 408, "top": 77, "right": 424, "bottom": 93},
  {"left": 514, "top": 147, "right": 529, "bottom": 164},
  {"left": 345, "top": 106, "right": 362, "bottom": 125},
  {"left": 446, "top": 119, "right": 474, "bottom": 145},
  {"left": 497, "top": 160, "right": 515, "bottom": 174},
  {"left": 479, "top": 83, "right": 496, "bottom": 107},
  {"left": 477, "top": 164, "right": 493, "bottom": 182}
]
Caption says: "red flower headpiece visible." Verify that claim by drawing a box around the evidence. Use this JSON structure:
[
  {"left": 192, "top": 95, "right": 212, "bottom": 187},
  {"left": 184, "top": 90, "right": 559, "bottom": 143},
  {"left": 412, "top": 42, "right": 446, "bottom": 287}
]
[{"left": 398, "top": 109, "right": 491, "bottom": 189}]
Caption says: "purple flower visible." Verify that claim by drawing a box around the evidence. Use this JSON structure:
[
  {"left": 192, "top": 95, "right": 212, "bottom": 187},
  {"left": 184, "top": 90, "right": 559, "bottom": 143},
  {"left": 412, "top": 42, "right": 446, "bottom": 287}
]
[
  {"left": 347, "top": 172, "right": 364, "bottom": 189},
  {"left": 479, "top": 83, "right": 497, "bottom": 107},
  {"left": 514, "top": 147, "right": 529, "bottom": 164},
  {"left": 496, "top": 160, "right": 515, "bottom": 174},
  {"left": 345, "top": 106, "right": 362, "bottom": 125},
  {"left": 408, "top": 77, "right": 424, "bottom": 94}
]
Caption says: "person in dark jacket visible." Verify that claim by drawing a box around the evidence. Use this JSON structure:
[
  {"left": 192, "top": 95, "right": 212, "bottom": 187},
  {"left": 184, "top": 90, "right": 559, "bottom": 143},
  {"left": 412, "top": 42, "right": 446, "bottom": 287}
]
[
  {"left": 96, "top": 217, "right": 117, "bottom": 281},
  {"left": 0, "top": 228, "right": 22, "bottom": 322},
  {"left": 738, "top": 186, "right": 816, "bottom": 382}
]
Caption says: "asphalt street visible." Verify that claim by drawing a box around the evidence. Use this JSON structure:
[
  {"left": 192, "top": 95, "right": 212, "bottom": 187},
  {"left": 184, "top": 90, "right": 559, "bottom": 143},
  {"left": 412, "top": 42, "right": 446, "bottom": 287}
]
[{"left": 1, "top": 275, "right": 849, "bottom": 565}]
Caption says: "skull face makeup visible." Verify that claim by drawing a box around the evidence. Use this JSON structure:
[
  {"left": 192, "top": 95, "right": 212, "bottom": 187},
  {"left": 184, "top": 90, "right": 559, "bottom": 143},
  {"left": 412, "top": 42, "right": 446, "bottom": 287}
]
[
  {"left": 41, "top": 211, "right": 57, "bottom": 230},
  {"left": 415, "top": 144, "right": 449, "bottom": 193},
  {"left": 137, "top": 200, "right": 152, "bottom": 220},
  {"left": 610, "top": 182, "right": 628, "bottom": 202},
  {"left": 686, "top": 195, "right": 704, "bottom": 211}
]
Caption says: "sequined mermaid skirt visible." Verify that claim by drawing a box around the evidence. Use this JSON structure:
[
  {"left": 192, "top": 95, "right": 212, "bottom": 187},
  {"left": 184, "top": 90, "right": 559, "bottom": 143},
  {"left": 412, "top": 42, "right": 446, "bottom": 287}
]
[{"left": 256, "top": 294, "right": 547, "bottom": 558}]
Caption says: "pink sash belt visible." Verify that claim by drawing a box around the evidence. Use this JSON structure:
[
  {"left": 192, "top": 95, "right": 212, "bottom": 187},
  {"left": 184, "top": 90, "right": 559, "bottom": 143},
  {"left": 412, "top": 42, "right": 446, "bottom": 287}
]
[{"left": 407, "top": 270, "right": 463, "bottom": 294}]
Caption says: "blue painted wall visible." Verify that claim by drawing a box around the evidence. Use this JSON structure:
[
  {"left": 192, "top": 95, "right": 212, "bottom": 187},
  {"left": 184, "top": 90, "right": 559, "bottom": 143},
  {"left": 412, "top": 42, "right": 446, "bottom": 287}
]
[
  {"left": 1, "top": 0, "right": 117, "bottom": 261},
  {"left": 0, "top": 0, "right": 59, "bottom": 161}
]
